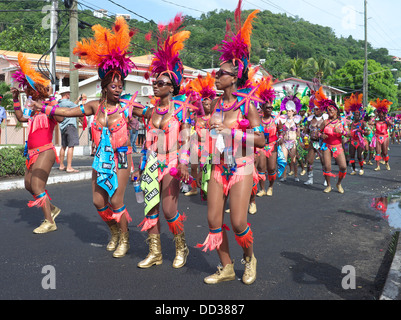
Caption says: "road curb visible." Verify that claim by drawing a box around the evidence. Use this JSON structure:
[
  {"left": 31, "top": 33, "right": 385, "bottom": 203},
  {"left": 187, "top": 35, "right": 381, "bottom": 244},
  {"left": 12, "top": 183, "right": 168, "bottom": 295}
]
[
  {"left": 380, "top": 232, "right": 401, "bottom": 300},
  {"left": 0, "top": 168, "right": 93, "bottom": 192}
]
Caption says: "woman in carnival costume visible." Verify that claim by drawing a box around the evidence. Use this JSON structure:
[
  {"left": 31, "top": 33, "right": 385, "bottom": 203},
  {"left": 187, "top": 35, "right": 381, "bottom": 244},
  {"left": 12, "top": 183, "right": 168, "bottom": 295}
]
[
  {"left": 363, "top": 105, "right": 376, "bottom": 165},
  {"left": 302, "top": 82, "right": 328, "bottom": 185},
  {"left": 196, "top": 1, "right": 264, "bottom": 285},
  {"left": 131, "top": 14, "right": 192, "bottom": 269},
  {"left": 190, "top": 72, "right": 216, "bottom": 198},
  {"left": 254, "top": 76, "right": 280, "bottom": 197},
  {"left": 277, "top": 85, "right": 303, "bottom": 182},
  {"left": 11, "top": 53, "right": 64, "bottom": 234},
  {"left": 33, "top": 17, "right": 138, "bottom": 257},
  {"left": 344, "top": 93, "right": 368, "bottom": 176},
  {"left": 370, "top": 98, "right": 393, "bottom": 171},
  {"left": 314, "top": 87, "right": 350, "bottom": 193}
]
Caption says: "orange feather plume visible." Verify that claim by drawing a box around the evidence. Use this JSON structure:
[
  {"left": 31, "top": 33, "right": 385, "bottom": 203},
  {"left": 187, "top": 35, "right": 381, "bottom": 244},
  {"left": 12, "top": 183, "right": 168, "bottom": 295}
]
[
  {"left": 344, "top": 93, "right": 363, "bottom": 113},
  {"left": 370, "top": 98, "right": 392, "bottom": 114},
  {"left": 240, "top": 10, "right": 259, "bottom": 50},
  {"left": 17, "top": 52, "right": 50, "bottom": 87}
]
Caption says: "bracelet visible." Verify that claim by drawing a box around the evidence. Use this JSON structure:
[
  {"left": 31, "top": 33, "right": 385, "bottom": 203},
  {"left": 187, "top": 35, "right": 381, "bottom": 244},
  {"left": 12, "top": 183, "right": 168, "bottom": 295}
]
[
  {"left": 50, "top": 105, "right": 59, "bottom": 116},
  {"left": 179, "top": 150, "right": 190, "bottom": 165},
  {"left": 41, "top": 104, "right": 46, "bottom": 114},
  {"left": 45, "top": 106, "right": 52, "bottom": 116}
]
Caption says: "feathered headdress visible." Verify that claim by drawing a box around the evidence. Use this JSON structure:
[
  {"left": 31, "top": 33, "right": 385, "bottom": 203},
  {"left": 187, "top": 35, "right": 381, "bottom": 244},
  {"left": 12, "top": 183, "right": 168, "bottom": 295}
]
[
  {"left": 73, "top": 16, "right": 137, "bottom": 79},
  {"left": 280, "top": 84, "right": 302, "bottom": 113},
  {"left": 11, "top": 53, "right": 50, "bottom": 91},
  {"left": 313, "top": 86, "right": 337, "bottom": 111},
  {"left": 213, "top": 0, "right": 259, "bottom": 79},
  {"left": 145, "top": 13, "right": 190, "bottom": 86},
  {"left": 370, "top": 98, "right": 392, "bottom": 114},
  {"left": 191, "top": 72, "right": 216, "bottom": 101},
  {"left": 255, "top": 76, "right": 276, "bottom": 105},
  {"left": 344, "top": 93, "right": 363, "bottom": 114}
]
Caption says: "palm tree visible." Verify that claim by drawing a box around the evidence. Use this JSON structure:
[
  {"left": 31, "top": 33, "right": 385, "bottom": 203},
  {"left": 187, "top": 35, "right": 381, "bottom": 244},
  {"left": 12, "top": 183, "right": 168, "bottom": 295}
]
[
  {"left": 288, "top": 57, "right": 310, "bottom": 79},
  {"left": 308, "top": 57, "right": 336, "bottom": 82}
]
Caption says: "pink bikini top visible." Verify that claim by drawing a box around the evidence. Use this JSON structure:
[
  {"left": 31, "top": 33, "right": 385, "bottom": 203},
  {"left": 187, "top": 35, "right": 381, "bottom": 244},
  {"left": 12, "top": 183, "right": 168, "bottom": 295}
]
[
  {"left": 375, "top": 121, "right": 388, "bottom": 136},
  {"left": 91, "top": 105, "right": 129, "bottom": 150},
  {"left": 323, "top": 119, "right": 344, "bottom": 145},
  {"left": 146, "top": 108, "right": 181, "bottom": 152}
]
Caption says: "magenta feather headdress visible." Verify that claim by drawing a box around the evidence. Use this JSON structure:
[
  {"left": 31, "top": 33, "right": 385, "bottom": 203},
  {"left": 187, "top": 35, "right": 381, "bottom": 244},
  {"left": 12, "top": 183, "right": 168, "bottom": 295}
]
[
  {"left": 213, "top": 0, "right": 259, "bottom": 79},
  {"left": 255, "top": 76, "right": 276, "bottom": 104},
  {"left": 145, "top": 13, "right": 190, "bottom": 86}
]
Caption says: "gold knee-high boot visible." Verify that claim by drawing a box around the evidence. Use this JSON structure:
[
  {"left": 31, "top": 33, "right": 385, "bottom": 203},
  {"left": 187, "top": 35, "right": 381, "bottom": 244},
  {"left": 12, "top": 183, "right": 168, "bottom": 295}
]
[
  {"left": 113, "top": 230, "right": 129, "bottom": 258},
  {"left": 137, "top": 233, "right": 163, "bottom": 268},
  {"left": 172, "top": 232, "right": 189, "bottom": 268}
]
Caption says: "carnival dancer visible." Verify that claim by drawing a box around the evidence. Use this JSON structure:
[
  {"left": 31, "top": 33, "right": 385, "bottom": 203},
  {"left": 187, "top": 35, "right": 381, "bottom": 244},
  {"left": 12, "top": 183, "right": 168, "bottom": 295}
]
[
  {"left": 314, "top": 87, "right": 350, "bottom": 193},
  {"left": 190, "top": 73, "right": 216, "bottom": 198},
  {"left": 344, "top": 93, "right": 367, "bottom": 175},
  {"left": 278, "top": 85, "right": 302, "bottom": 182},
  {"left": 11, "top": 53, "right": 64, "bottom": 234},
  {"left": 370, "top": 98, "right": 393, "bottom": 171},
  {"left": 254, "top": 76, "right": 280, "bottom": 197},
  {"left": 33, "top": 17, "right": 138, "bottom": 257},
  {"left": 196, "top": 1, "right": 264, "bottom": 285},
  {"left": 131, "top": 14, "right": 192, "bottom": 269},
  {"left": 303, "top": 91, "right": 328, "bottom": 185},
  {"left": 364, "top": 110, "right": 375, "bottom": 165}
]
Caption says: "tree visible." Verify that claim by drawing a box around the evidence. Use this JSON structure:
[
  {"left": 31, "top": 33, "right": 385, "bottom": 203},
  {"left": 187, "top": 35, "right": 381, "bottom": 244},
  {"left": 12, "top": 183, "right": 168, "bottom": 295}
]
[
  {"left": 308, "top": 57, "right": 336, "bottom": 83},
  {"left": 328, "top": 59, "right": 398, "bottom": 110}
]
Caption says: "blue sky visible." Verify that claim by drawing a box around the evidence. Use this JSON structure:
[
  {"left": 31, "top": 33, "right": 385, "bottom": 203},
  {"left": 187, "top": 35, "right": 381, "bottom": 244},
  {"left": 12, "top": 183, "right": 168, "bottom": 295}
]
[{"left": 77, "top": 0, "right": 401, "bottom": 57}]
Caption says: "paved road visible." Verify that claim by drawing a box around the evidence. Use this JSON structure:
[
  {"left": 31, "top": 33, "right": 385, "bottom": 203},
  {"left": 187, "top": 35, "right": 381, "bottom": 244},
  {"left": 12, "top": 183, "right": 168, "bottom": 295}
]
[{"left": 0, "top": 145, "right": 400, "bottom": 302}]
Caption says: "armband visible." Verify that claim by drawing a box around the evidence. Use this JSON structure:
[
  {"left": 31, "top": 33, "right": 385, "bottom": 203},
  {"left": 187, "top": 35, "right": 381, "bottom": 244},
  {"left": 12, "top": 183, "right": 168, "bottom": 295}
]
[
  {"left": 142, "top": 106, "right": 149, "bottom": 115},
  {"left": 252, "top": 125, "right": 263, "bottom": 133},
  {"left": 13, "top": 101, "right": 21, "bottom": 110},
  {"left": 79, "top": 104, "right": 85, "bottom": 115}
]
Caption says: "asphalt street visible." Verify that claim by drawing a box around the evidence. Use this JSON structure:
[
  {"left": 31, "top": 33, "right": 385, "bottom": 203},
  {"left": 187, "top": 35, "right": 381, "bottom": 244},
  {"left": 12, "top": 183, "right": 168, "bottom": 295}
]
[{"left": 0, "top": 145, "right": 400, "bottom": 302}]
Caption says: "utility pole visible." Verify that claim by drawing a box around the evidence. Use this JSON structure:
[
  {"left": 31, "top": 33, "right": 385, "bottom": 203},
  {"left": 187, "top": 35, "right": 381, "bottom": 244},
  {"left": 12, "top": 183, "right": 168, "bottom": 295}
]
[
  {"left": 49, "top": 0, "right": 58, "bottom": 93},
  {"left": 363, "top": 0, "right": 368, "bottom": 108},
  {"left": 69, "top": 0, "right": 79, "bottom": 102}
]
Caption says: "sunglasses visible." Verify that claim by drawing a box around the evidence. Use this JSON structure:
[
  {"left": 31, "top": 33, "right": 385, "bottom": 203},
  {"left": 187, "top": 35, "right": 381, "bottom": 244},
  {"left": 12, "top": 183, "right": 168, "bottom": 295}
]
[
  {"left": 152, "top": 80, "right": 173, "bottom": 87},
  {"left": 215, "top": 69, "right": 236, "bottom": 78}
]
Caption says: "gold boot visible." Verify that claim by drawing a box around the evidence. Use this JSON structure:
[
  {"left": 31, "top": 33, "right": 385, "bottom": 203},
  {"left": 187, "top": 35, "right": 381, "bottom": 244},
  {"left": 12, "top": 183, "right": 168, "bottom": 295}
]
[
  {"left": 113, "top": 230, "right": 129, "bottom": 258},
  {"left": 137, "top": 233, "right": 163, "bottom": 268},
  {"left": 172, "top": 232, "right": 189, "bottom": 268},
  {"left": 242, "top": 253, "right": 257, "bottom": 285},
  {"left": 106, "top": 224, "right": 120, "bottom": 251},
  {"left": 204, "top": 262, "right": 236, "bottom": 284}
]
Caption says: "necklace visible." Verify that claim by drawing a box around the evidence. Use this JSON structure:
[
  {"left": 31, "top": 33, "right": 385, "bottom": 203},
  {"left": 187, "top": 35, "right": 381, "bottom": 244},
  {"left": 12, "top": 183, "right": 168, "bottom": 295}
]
[
  {"left": 102, "top": 101, "right": 119, "bottom": 115},
  {"left": 219, "top": 97, "right": 237, "bottom": 112},
  {"left": 201, "top": 114, "right": 210, "bottom": 121},
  {"left": 156, "top": 102, "right": 170, "bottom": 115}
]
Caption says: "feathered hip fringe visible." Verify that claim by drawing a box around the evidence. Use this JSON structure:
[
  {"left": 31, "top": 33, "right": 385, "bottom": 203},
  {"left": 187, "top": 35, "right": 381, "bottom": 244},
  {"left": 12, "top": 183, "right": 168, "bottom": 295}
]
[
  {"left": 196, "top": 224, "right": 230, "bottom": 252},
  {"left": 167, "top": 211, "right": 187, "bottom": 235}
]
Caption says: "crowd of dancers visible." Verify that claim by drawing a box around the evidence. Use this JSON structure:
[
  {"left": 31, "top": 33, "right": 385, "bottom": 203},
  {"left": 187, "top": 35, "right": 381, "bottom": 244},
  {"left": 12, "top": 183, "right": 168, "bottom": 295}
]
[{"left": 10, "top": 0, "right": 397, "bottom": 285}]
